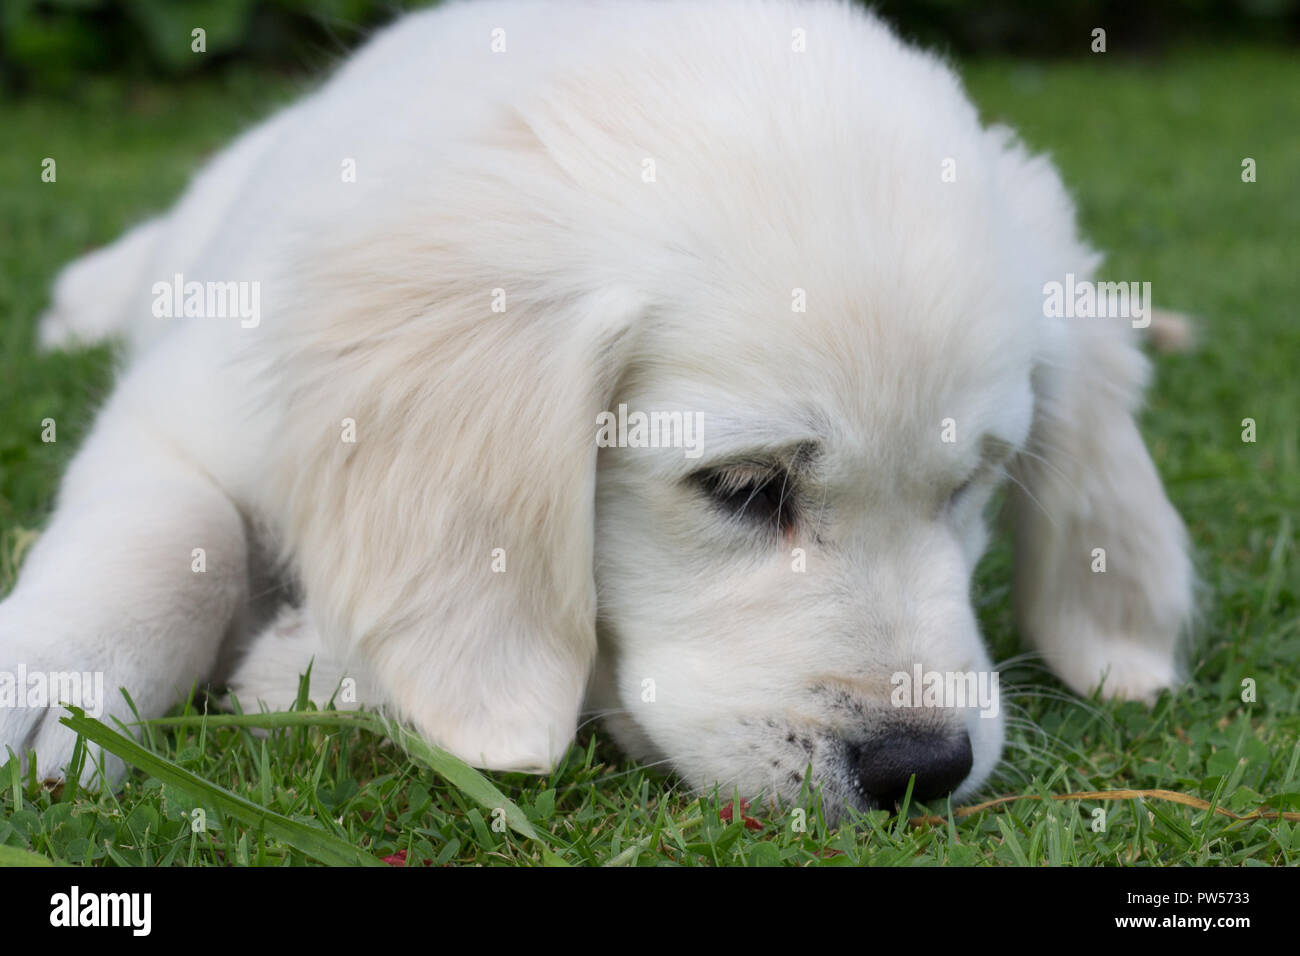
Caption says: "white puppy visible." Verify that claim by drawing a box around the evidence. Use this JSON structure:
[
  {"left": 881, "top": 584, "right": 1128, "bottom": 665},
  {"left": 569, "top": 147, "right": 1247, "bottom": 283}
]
[{"left": 1, "top": 0, "right": 1192, "bottom": 824}]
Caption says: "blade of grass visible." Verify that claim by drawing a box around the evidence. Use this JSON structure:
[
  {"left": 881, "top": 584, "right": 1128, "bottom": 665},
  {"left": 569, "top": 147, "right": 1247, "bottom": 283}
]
[
  {"left": 59, "top": 707, "right": 384, "bottom": 867},
  {"left": 5, "top": 748, "right": 20, "bottom": 813},
  {"left": 141, "top": 709, "right": 570, "bottom": 865},
  {"left": 0, "top": 845, "right": 57, "bottom": 867}
]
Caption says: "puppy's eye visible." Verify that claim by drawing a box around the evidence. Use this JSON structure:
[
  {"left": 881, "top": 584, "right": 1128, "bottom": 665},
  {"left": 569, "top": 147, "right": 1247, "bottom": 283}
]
[
  {"left": 948, "top": 476, "right": 975, "bottom": 506},
  {"left": 693, "top": 465, "right": 797, "bottom": 535}
]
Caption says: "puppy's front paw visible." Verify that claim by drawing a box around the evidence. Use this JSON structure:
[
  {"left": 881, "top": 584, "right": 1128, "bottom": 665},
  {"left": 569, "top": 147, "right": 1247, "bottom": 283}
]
[
  {"left": 1047, "top": 633, "right": 1179, "bottom": 704},
  {"left": 0, "top": 604, "right": 128, "bottom": 786},
  {"left": 0, "top": 698, "right": 125, "bottom": 785}
]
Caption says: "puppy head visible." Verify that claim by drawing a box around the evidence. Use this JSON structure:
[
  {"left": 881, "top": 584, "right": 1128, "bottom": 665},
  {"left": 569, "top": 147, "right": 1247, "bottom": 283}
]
[{"left": 549, "top": 7, "right": 1062, "bottom": 821}]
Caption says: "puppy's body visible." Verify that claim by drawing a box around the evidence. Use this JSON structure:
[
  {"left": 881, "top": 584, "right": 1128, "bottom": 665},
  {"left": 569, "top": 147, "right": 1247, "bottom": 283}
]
[{"left": 2, "top": 0, "right": 1192, "bottom": 821}]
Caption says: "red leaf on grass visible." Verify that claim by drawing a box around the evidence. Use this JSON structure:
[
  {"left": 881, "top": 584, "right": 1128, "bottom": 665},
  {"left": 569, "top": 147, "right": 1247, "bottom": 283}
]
[
  {"left": 382, "top": 849, "right": 433, "bottom": 866},
  {"left": 720, "top": 799, "right": 763, "bottom": 830}
]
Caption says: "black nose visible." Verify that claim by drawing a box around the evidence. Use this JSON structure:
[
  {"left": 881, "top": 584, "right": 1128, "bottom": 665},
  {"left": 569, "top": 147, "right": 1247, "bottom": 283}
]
[{"left": 848, "top": 730, "right": 973, "bottom": 806}]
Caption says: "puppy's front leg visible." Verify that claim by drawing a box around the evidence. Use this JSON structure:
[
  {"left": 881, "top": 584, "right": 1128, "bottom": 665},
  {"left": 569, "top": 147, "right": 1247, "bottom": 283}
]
[
  {"left": 0, "top": 403, "right": 248, "bottom": 783},
  {"left": 1009, "top": 320, "right": 1194, "bottom": 700}
]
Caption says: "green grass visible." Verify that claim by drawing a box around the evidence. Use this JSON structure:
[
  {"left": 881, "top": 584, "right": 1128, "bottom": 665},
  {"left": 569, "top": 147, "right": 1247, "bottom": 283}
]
[{"left": 2, "top": 48, "right": 1298, "bottom": 866}]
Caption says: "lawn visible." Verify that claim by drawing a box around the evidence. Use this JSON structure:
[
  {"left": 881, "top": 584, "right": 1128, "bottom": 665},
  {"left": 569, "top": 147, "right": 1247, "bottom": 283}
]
[{"left": 1, "top": 47, "right": 1297, "bottom": 866}]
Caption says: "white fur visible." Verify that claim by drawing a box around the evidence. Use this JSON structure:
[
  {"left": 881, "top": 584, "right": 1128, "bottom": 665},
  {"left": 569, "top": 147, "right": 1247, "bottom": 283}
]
[{"left": 1, "top": 0, "right": 1192, "bottom": 822}]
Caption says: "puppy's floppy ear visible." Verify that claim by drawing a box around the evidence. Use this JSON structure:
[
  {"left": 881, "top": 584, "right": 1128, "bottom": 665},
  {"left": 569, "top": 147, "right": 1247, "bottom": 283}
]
[
  {"left": 269, "top": 282, "right": 644, "bottom": 772},
  {"left": 1009, "top": 314, "right": 1194, "bottom": 700},
  {"left": 991, "top": 130, "right": 1194, "bottom": 700}
]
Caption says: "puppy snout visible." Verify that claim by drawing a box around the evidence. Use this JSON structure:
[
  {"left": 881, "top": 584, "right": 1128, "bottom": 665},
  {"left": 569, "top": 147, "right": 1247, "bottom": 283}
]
[{"left": 848, "top": 730, "right": 973, "bottom": 806}]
